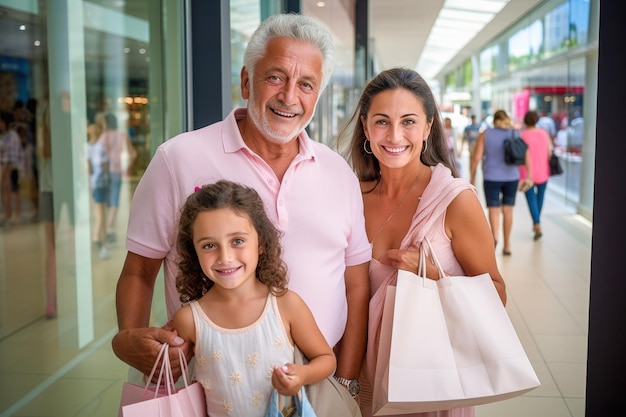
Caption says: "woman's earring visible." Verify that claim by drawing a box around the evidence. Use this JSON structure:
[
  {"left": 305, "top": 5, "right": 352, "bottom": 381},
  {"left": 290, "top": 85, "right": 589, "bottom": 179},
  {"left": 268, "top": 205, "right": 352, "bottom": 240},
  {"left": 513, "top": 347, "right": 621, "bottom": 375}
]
[
  {"left": 422, "top": 140, "right": 428, "bottom": 153},
  {"left": 363, "top": 139, "right": 373, "bottom": 155}
]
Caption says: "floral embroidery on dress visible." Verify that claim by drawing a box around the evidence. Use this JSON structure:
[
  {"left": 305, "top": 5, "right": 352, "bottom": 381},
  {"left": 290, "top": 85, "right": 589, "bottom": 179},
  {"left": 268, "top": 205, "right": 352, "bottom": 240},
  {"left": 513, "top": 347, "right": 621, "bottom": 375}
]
[
  {"left": 222, "top": 399, "right": 233, "bottom": 414},
  {"left": 189, "top": 297, "right": 294, "bottom": 416},
  {"left": 273, "top": 337, "right": 285, "bottom": 349},
  {"left": 196, "top": 354, "right": 207, "bottom": 367},
  {"left": 229, "top": 371, "right": 243, "bottom": 384},
  {"left": 246, "top": 352, "right": 260, "bottom": 367},
  {"left": 250, "top": 391, "right": 264, "bottom": 406}
]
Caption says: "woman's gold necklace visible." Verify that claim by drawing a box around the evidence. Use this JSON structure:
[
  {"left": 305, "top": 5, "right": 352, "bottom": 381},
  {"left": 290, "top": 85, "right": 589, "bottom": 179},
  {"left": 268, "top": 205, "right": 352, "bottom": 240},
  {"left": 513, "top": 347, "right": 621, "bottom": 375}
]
[{"left": 370, "top": 179, "right": 421, "bottom": 245}]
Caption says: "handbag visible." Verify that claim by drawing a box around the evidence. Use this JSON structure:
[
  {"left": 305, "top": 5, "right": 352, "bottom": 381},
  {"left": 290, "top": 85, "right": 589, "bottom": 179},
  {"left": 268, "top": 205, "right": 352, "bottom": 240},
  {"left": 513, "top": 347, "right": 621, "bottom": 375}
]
[
  {"left": 95, "top": 170, "right": 110, "bottom": 189},
  {"left": 293, "top": 346, "right": 362, "bottom": 417},
  {"left": 118, "top": 343, "right": 206, "bottom": 417},
  {"left": 549, "top": 152, "right": 564, "bottom": 176},
  {"left": 372, "top": 238, "right": 540, "bottom": 415},
  {"left": 265, "top": 386, "right": 316, "bottom": 417},
  {"left": 503, "top": 129, "right": 528, "bottom": 165}
]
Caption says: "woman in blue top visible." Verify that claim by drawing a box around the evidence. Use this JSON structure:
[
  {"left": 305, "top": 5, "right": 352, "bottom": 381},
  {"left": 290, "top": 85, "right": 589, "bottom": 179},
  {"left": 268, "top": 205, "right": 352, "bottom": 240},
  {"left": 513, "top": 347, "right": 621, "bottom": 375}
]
[{"left": 470, "top": 110, "right": 531, "bottom": 256}]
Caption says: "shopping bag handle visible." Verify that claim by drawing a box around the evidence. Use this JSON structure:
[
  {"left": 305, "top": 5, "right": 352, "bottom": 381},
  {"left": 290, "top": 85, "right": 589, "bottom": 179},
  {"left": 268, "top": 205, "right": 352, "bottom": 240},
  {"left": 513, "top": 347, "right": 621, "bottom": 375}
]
[
  {"left": 146, "top": 343, "right": 167, "bottom": 383},
  {"left": 141, "top": 343, "right": 177, "bottom": 399},
  {"left": 162, "top": 345, "right": 193, "bottom": 391},
  {"left": 417, "top": 237, "right": 448, "bottom": 281},
  {"left": 176, "top": 346, "right": 191, "bottom": 388}
]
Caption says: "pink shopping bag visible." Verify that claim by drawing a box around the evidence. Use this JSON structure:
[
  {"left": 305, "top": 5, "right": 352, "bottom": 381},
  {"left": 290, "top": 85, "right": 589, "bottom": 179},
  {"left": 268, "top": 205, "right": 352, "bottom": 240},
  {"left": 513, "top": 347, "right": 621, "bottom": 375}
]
[{"left": 118, "top": 343, "right": 206, "bottom": 417}]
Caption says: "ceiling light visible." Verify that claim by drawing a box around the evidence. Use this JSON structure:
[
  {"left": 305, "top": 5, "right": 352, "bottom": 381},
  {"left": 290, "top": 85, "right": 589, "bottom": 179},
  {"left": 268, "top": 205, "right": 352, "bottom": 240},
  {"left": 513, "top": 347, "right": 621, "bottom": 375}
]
[
  {"left": 416, "top": 0, "right": 511, "bottom": 81},
  {"left": 19, "top": 25, "right": 26, "bottom": 30},
  {"left": 316, "top": 2, "right": 326, "bottom": 7}
]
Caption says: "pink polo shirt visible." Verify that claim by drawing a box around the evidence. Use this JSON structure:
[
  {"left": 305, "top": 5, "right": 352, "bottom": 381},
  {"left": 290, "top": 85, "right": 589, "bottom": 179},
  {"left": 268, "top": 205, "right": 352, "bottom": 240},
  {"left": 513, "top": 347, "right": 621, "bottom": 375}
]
[{"left": 126, "top": 108, "right": 371, "bottom": 347}]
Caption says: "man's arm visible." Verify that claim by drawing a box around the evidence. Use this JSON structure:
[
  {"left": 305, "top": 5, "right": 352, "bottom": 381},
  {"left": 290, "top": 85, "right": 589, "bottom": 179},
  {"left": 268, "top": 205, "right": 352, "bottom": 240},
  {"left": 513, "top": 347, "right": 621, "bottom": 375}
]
[
  {"left": 111, "top": 251, "right": 188, "bottom": 381},
  {"left": 334, "top": 262, "right": 370, "bottom": 383}
]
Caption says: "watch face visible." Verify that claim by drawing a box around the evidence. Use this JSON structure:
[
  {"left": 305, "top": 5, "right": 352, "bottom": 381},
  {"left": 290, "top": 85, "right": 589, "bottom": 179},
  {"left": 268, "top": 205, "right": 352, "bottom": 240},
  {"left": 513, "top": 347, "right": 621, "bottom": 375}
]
[{"left": 348, "top": 379, "right": 360, "bottom": 396}]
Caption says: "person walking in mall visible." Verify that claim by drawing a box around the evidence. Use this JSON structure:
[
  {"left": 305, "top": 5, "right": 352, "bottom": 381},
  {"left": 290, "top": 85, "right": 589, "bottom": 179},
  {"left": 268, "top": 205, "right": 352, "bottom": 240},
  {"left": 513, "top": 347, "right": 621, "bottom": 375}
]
[
  {"left": 520, "top": 110, "right": 551, "bottom": 241},
  {"left": 99, "top": 112, "right": 136, "bottom": 244},
  {"left": 537, "top": 111, "right": 557, "bottom": 146},
  {"left": 111, "top": 13, "right": 371, "bottom": 401},
  {"left": 86, "top": 118, "right": 110, "bottom": 260},
  {"left": 443, "top": 116, "right": 460, "bottom": 172},
  {"left": 461, "top": 114, "right": 481, "bottom": 167},
  {"left": 470, "top": 109, "right": 531, "bottom": 256},
  {"left": 0, "top": 111, "right": 25, "bottom": 225}
]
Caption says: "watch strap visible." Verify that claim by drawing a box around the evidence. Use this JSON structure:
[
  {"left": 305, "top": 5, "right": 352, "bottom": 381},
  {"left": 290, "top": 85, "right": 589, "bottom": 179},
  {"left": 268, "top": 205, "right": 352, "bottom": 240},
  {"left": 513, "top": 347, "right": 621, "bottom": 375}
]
[
  {"left": 333, "top": 376, "right": 360, "bottom": 397},
  {"left": 333, "top": 376, "right": 352, "bottom": 387}
]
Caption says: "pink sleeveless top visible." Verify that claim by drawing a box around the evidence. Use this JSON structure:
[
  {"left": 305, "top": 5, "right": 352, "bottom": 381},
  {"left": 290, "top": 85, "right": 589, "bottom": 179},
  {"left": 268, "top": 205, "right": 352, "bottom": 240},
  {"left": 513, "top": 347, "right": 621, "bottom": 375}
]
[{"left": 362, "top": 164, "right": 476, "bottom": 417}]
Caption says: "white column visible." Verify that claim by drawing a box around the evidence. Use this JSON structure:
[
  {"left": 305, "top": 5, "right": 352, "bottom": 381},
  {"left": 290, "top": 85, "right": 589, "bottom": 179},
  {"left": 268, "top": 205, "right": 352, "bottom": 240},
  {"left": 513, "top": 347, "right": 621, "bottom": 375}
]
[{"left": 47, "top": 0, "right": 94, "bottom": 348}]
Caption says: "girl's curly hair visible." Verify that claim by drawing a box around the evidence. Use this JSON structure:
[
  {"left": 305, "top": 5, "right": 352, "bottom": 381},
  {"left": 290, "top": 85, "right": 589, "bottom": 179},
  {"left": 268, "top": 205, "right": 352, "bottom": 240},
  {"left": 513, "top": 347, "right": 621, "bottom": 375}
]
[{"left": 176, "top": 180, "right": 288, "bottom": 302}]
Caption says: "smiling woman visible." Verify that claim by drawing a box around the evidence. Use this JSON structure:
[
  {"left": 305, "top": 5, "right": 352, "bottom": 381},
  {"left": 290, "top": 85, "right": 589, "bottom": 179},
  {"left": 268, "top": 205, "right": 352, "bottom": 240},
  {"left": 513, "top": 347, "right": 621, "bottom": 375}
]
[{"left": 339, "top": 67, "right": 507, "bottom": 417}]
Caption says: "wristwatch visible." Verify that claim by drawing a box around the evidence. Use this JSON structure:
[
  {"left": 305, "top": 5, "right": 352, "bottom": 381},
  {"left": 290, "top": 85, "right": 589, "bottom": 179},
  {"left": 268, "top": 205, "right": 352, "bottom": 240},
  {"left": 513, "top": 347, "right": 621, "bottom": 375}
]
[{"left": 334, "top": 376, "right": 361, "bottom": 397}]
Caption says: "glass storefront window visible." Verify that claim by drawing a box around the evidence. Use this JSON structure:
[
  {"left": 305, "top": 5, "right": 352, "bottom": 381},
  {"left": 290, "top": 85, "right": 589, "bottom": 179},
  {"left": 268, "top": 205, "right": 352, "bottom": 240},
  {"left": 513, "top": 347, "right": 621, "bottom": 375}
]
[
  {"left": 479, "top": 44, "right": 498, "bottom": 82},
  {"left": 0, "top": 1, "right": 184, "bottom": 414},
  {"left": 229, "top": 0, "right": 263, "bottom": 109},
  {"left": 508, "top": 19, "right": 543, "bottom": 71},
  {"left": 544, "top": 0, "right": 590, "bottom": 58}
]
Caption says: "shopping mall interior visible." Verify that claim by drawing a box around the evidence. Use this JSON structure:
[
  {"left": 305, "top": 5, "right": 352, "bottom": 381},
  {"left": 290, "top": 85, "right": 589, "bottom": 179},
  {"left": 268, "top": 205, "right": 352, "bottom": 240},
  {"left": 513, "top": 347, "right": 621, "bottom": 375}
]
[{"left": 1, "top": 1, "right": 623, "bottom": 416}]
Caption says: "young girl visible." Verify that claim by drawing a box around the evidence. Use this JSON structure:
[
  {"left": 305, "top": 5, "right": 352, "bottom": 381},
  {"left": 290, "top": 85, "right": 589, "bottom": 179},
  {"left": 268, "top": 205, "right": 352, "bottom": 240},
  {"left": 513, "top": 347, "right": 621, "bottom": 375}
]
[{"left": 171, "top": 180, "right": 336, "bottom": 417}]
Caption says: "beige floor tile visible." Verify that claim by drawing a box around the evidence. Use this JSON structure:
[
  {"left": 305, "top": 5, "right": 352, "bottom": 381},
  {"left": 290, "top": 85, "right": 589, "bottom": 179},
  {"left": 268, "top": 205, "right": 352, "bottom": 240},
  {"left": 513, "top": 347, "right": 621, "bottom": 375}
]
[
  {"left": 12, "top": 378, "right": 116, "bottom": 417},
  {"left": 547, "top": 362, "right": 588, "bottom": 398},
  {"left": 476, "top": 396, "right": 573, "bottom": 417},
  {"left": 65, "top": 348, "right": 128, "bottom": 380},
  {"left": 534, "top": 334, "right": 589, "bottom": 363},
  {"left": 525, "top": 361, "right": 559, "bottom": 397},
  {"left": 564, "top": 398, "right": 586, "bottom": 417},
  {"left": 0, "top": 373, "right": 48, "bottom": 412},
  {"left": 522, "top": 310, "right": 587, "bottom": 335},
  {"left": 74, "top": 380, "right": 125, "bottom": 417}
]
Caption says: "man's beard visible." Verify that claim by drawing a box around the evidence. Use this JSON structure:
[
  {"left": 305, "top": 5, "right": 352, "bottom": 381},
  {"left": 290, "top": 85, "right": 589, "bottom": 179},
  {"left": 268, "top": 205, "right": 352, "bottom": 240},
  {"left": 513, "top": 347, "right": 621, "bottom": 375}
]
[{"left": 247, "top": 89, "right": 315, "bottom": 145}]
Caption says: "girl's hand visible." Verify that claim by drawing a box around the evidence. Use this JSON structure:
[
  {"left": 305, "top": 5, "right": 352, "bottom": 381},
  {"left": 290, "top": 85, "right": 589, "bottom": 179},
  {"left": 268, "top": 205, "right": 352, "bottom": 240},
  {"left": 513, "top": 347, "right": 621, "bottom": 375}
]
[{"left": 271, "top": 363, "right": 302, "bottom": 396}]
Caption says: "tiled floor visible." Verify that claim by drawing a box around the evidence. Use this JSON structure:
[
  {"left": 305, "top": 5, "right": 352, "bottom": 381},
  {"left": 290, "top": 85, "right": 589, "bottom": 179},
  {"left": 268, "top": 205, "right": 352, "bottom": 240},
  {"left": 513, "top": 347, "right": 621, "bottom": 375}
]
[{"left": 0, "top": 158, "right": 591, "bottom": 417}]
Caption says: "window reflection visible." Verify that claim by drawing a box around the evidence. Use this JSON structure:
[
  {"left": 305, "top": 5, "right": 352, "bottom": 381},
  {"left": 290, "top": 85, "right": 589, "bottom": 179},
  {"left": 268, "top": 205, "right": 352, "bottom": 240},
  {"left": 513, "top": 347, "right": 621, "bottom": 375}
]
[{"left": 0, "top": 1, "right": 178, "bottom": 414}]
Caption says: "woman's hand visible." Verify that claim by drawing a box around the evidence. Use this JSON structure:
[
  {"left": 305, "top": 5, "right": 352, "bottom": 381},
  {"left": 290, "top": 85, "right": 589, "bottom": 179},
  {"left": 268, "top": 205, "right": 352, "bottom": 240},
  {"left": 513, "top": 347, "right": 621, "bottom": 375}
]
[
  {"left": 380, "top": 248, "right": 441, "bottom": 279},
  {"left": 519, "top": 178, "right": 533, "bottom": 192}
]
